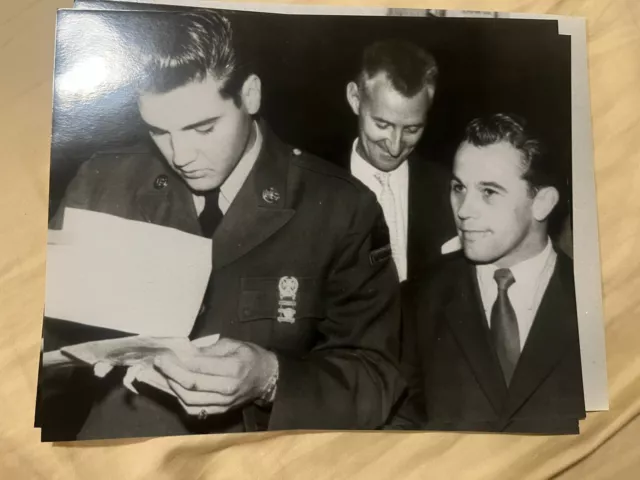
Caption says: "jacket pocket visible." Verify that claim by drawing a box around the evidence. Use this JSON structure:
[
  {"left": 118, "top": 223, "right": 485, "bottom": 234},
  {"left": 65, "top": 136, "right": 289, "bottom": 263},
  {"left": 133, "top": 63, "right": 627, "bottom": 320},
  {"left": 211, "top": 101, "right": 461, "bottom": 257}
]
[
  {"left": 238, "top": 277, "right": 324, "bottom": 351},
  {"left": 238, "top": 277, "right": 323, "bottom": 322}
]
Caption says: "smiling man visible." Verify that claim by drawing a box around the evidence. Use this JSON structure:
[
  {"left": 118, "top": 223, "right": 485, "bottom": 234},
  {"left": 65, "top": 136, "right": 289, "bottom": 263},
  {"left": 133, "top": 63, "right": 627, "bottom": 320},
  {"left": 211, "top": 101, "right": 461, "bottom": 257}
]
[
  {"left": 345, "top": 40, "right": 456, "bottom": 282},
  {"left": 42, "top": 11, "right": 403, "bottom": 440},
  {"left": 391, "top": 114, "right": 585, "bottom": 433}
]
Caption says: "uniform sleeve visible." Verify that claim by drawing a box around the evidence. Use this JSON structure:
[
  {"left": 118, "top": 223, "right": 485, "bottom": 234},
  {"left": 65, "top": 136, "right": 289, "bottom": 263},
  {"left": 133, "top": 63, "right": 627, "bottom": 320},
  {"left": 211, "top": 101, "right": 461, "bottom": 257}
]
[
  {"left": 49, "top": 158, "right": 102, "bottom": 230},
  {"left": 268, "top": 192, "right": 405, "bottom": 430},
  {"left": 385, "top": 281, "right": 427, "bottom": 429}
]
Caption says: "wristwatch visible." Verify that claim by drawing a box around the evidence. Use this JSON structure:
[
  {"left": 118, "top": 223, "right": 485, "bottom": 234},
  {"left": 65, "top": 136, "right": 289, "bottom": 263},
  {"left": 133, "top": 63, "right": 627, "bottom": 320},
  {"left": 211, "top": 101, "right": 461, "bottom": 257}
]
[{"left": 255, "top": 357, "right": 279, "bottom": 407}]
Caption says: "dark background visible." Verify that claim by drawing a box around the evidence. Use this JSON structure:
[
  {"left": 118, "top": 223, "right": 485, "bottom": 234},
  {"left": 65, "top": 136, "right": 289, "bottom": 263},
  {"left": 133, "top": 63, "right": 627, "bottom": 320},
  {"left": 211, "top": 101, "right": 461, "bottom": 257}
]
[{"left": 51, "top": 6, "right": 572, "bottom": 225}]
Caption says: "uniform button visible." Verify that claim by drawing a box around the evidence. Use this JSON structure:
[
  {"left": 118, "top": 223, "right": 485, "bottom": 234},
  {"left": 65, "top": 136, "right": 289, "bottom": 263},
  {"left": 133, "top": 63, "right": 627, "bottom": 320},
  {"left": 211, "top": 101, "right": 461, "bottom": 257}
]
[
  {"left": 154, "top": 174, "right": 169, "bottom": 190},
  {"left": 262, "top": 187, "right": 280, "bottom": 204}
]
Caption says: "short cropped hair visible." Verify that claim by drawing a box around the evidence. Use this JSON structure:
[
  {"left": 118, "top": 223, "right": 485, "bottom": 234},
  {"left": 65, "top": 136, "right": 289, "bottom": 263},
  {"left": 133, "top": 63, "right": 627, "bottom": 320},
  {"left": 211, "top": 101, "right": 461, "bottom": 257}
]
[
  {"left": 137, "top": 11, "right": 247, "bottom": 105},
  {"left": 461, "top": 113, "right": 561, "bottom": 196},
  {"left": 358, "top": 40, "right": 438, "bottom": 100}
]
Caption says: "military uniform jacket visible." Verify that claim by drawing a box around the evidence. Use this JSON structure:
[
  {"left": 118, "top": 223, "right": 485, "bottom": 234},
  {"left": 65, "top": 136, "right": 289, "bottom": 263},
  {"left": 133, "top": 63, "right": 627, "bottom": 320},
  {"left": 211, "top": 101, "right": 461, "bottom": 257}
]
[
  {"left": 48, "top": 127, "right": 404, "bottom": 439},
  {"left": 392, "top": 250, "right": 585, "bottom": 434}
]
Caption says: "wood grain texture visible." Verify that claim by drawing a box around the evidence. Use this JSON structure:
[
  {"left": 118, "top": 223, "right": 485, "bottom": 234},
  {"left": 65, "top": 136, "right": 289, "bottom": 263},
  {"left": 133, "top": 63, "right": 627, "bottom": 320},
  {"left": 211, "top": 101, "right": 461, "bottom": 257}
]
[{"left": 1, "top": 0, "right": 638, "bottom": 478}]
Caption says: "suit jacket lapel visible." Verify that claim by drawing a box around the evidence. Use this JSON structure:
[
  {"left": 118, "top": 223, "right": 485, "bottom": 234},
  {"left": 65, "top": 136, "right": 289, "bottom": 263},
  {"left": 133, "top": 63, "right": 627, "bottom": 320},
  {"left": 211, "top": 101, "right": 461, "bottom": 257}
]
[
  {"left": 406, "top": 157, "right": 420, "bottom": 277},
  {"left": 501, "top": 255, "right": 576, "bottom": 420},
  {"left": 445, "top": 259, "right": 508, "bottom": 414},
  {"left": 406, "top": 155, "right": 455, "bottom": 280},
  {"left": 210, "top": 126, "right": 295, "bottom": 271}
]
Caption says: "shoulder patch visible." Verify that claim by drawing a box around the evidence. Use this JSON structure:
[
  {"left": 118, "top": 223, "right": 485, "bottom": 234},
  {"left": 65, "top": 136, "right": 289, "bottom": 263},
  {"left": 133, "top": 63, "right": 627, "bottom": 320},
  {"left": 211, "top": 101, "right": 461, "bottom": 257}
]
[{"left": 370, "top": 244, "right": 392, "bottom": 266}]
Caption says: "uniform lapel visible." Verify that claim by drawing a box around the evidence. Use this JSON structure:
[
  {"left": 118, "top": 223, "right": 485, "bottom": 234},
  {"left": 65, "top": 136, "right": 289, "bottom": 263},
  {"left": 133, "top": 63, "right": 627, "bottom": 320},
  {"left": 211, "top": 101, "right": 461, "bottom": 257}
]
[
  {"left": 500, "top": 256, "right": 576, "bottom": 420},
  {"left": 134, "top": 155, "right": 201, "bottom": 236},
  {"left": 444, "top": 259, "right": 508, "bottom": 414},
  {"left": 210, "top": 126, "right": 295, "bottom": 271}
]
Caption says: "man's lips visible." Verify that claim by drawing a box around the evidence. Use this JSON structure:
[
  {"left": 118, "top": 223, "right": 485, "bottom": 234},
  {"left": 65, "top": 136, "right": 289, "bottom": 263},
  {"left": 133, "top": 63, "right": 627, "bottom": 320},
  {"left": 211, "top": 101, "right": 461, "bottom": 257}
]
[
  {"left": 460, "top": 229, "right": 492, "bottom": 240},
  {"left": 180, "top": 170, "right": 207, "bottom": 179}
]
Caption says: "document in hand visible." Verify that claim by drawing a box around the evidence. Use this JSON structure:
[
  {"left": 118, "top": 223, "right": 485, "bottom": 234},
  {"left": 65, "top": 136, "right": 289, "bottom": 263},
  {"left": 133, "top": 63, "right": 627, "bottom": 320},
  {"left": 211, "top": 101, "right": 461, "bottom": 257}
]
[
  {"left": 42, "top": 334, "right": 220, "bottom": 396},
  {"left": 45, "top": 208, "right": 212, "bottom": 337}
]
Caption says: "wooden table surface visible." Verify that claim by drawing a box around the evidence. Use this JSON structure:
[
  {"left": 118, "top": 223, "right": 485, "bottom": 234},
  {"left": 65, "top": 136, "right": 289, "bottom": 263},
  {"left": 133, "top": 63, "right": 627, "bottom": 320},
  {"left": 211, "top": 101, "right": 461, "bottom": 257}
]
[{"left": 1, "top": 1, "right": 639, "bottom": 478}]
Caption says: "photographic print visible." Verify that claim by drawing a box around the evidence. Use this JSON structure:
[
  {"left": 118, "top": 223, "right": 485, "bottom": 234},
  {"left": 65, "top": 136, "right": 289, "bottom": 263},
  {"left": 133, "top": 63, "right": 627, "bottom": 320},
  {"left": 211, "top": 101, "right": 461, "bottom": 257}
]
[{"left": 36, "top": 1, "right": 605, "bottom": 441}]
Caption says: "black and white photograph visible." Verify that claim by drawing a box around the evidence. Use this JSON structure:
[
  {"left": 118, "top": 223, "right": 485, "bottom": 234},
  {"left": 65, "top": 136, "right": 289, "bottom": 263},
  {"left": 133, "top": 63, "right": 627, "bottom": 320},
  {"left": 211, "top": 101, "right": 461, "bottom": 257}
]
[{"left": 35, "top": 0, "right": 605, "bottom": 441}]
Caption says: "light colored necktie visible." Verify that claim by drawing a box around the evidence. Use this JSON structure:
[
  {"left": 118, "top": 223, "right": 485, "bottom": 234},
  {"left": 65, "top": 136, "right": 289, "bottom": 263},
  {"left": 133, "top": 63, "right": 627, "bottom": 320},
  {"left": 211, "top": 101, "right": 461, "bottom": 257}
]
[
  {"left": 375, "top": 172, "right": 403, "bottom": 279},
  {"left": 490, "top": 268, "right": 520, "bottom": 385}
]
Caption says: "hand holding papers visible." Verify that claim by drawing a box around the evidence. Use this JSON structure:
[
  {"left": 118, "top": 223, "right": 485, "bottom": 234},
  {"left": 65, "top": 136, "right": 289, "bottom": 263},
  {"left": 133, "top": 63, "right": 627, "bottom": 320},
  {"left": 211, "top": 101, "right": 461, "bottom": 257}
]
[
  {"left": 45, "top": 208, "right": 212, "bottom": 337},
  {"left": 43, "top": 207, "right": 217, "bottom": 398},
  {"left": 42, "top": 334, "right": 220, "bottom": 397}
]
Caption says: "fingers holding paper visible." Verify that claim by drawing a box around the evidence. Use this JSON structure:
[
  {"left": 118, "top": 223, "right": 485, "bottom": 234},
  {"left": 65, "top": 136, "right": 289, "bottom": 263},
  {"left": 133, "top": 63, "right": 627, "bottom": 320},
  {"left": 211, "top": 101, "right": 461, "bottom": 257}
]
[{"left": 153, "top": 337, "right": 279, "bottom": 416}]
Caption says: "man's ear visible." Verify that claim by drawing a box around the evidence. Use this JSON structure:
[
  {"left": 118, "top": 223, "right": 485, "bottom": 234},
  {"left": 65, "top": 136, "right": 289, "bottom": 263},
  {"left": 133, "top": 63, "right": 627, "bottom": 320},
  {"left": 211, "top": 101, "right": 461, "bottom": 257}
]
[
  {"left": 346, "top": 81, "right": 361, "bottom": 115},
  {"left": 532, "top": 186, "right": 559, "bottom": 222},
  {"left": 241, "top": 74, "right": 262, "bottom": 115},
  {"left": 426, "top": 86, "right": 436, "bottom": 109}
]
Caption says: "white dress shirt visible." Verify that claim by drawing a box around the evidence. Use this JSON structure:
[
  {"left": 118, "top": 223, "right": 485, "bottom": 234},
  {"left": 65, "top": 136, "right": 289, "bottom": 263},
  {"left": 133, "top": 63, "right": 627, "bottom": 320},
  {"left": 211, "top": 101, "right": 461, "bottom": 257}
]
[
  {"left": 193, "top": 122, "right": 263, "bottom": 215},
  {"left": 475, "top": 239, "right": 557, "bottom": 352},
  {"left": 350, "top": 139, "right": 409, "bottom": 281}
]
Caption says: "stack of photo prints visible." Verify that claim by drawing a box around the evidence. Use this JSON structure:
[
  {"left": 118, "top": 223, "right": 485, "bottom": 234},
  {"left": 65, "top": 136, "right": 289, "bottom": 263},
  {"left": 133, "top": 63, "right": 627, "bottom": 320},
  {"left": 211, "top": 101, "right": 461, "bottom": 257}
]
[{"left": 36, "top": 0, "right": 609, "bottom": 441}]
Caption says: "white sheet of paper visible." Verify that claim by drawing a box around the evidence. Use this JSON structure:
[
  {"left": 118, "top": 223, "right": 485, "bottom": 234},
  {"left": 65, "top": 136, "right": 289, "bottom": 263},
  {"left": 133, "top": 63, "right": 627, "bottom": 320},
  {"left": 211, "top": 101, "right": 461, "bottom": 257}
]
[{"left": 45, "top": 208, "right": 212, "bottom": 337}]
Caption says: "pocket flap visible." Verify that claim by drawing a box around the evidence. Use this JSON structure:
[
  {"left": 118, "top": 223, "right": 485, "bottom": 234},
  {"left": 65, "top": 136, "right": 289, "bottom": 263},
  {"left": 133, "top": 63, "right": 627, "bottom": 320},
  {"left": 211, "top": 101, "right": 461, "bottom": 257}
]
[{"left": 238, "top": 277, "right": 323, "bottom": 322}]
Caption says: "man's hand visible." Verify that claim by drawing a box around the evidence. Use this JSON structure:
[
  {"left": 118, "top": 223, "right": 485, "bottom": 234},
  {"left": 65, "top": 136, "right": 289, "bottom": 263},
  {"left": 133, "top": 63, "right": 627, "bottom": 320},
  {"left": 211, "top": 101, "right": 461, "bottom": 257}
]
[{"left": 153, "top": 337, "right": 279, "bottom": 417}]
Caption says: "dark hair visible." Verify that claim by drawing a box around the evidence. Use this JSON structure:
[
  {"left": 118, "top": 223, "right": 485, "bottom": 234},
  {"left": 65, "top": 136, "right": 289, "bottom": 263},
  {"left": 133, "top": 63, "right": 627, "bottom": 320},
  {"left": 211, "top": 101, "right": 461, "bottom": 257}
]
[
  {"left": 137, "top": 11, "right": 248, "bottom": 105},
  {"left": 461, "top": 113, "right": 560, "bottom": 195},
  {"left": 358, "top": 40, "right": 438, "bottom": 101}
]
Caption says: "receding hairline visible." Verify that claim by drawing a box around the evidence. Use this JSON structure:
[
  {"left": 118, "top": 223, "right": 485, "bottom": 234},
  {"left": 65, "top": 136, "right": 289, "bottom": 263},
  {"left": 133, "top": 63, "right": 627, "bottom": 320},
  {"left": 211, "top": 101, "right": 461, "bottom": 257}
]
[{"left": 358, "top": 71, "right": 434, "bottom": 104}]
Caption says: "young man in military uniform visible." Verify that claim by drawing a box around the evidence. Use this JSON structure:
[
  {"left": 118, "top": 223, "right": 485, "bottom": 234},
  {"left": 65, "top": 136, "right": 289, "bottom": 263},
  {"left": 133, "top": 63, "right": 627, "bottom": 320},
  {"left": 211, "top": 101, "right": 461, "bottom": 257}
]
[{"left": 43, "top": 10, "right": 403, "bottom": 439}]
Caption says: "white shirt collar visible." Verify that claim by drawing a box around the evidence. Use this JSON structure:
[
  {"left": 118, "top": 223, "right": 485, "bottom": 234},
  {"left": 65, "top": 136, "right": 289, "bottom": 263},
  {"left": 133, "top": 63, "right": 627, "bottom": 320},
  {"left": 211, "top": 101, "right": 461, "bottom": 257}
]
[
  {"left": 476, "top": 237, "right": 554, "bottom": 285},
  {"left": 441, "top": 234, "right": 554, "bottom": 279},
  {"left": 508, "top": 239, "right": 554, "bottom": 286},
  {"left": 193, "top": 121, "right": 262, "bottom": 215},
  {"left": 220, "top": 121, "right": 262, "bottom": 206},
  {"left": 475, "top": 238, "right": 557, "bottom": 352},
  {"left": 349, "top": 139, "right": 408, "bottom": 185}
]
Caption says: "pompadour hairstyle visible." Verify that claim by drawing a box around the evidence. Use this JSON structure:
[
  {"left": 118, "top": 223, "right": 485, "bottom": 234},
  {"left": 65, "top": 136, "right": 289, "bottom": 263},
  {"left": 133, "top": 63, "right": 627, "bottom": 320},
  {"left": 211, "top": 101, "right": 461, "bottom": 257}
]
[
  {"left": 137, "top": 10, "right": 248, "bottom": 105},
  {"left": 358, "top": 39, "right": 438, "bottom": 100},
  {"left": 462, "top": 113, "right": 561, "bottom": 195}
]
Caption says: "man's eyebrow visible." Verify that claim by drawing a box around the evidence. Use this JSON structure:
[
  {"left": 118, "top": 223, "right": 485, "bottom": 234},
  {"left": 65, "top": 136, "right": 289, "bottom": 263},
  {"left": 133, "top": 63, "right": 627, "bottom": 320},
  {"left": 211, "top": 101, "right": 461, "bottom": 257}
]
[
  {"left": 143, "top": 117, "right": 220, "bottom": 133},
  {"left": 181, "top": 116, "right": 220, "bottom": 131},
  {"left": 371, "top": 116, "right": 424, "bottom": 129},
  {"left": 145, "top": 123, "right": 167, "bottom": 134},
  {"left": 478, "top": 181, "right": 508, "bottom": 193},
  {"left": 371, "top": 116, "right": 391, "bottom": 125}
]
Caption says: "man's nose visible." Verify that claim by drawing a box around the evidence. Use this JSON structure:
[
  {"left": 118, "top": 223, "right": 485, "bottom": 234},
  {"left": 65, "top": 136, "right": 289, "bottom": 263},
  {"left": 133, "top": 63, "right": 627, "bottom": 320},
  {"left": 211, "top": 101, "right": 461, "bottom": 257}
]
[
  {"left": 171, "top": 136, "right": 197, "bottom": 169},
  {"left": 456, "top": 192, "right": 477, "bottom": 220},
  {"left": 385, "top": 130, "right": 403, "bottom": 158}
]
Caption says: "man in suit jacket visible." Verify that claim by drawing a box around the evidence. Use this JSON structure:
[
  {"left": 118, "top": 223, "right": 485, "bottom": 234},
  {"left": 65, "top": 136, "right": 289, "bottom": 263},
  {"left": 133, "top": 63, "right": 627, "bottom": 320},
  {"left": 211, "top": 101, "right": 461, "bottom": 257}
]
[
  {"left": 343, "top": 40, "right": 456, "bottom": 282},
  {"left": 40, "top": 10, "right": 403, "bottom": 440},
  {"left": 392, "top": 113, "right": 585, "bottom": 434}
]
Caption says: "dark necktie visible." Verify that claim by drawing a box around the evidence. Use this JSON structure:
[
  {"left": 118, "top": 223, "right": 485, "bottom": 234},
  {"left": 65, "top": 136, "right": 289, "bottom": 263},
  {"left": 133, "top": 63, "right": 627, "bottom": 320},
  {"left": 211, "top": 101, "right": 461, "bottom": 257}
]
[
  {"left": 490, "top": 268, "right": 520, "bottom": 385},
  {"left": 190, "top": 190, "right": 223, "bottom": 339},
  {"left": 198, "top": 189, "right": 224, "bottom": 238}
]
